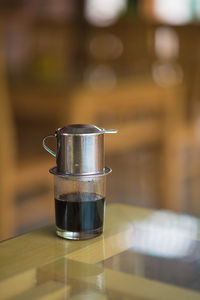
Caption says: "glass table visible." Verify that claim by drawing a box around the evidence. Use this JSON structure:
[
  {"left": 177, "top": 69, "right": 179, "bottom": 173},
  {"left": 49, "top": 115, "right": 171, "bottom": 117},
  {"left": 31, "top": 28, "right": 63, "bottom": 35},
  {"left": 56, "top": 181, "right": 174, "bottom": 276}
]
[{"left": 0, "top": 204, "right": 200, "bottom": 299}]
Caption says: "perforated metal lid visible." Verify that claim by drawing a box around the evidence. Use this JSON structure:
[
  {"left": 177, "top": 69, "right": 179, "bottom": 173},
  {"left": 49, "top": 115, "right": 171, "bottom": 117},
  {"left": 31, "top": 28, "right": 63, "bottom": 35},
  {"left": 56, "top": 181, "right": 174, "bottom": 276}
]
[{"left": 58, "top": 124, "right": 103, "bottom": 135}]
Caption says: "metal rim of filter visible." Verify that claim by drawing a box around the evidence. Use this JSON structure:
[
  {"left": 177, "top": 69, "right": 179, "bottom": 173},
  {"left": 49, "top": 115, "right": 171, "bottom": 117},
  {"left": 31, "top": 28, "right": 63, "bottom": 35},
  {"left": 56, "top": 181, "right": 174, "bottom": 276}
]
[{"left": 49, "top": 166, "right": 112, "bottom": 178}]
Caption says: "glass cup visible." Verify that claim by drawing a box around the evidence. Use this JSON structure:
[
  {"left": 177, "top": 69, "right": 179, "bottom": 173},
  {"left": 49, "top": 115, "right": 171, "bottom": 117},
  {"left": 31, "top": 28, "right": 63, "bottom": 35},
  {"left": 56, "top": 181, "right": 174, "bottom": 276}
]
[{"left": 54, "top": 174, "right": 106, "bottom": 240}]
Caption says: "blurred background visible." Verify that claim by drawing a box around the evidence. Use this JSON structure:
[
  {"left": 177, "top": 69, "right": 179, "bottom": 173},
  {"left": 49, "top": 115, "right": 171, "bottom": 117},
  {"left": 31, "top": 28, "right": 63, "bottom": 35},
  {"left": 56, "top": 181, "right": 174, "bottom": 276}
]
[{"left": 1, "top": 0, "right": 200, "bottom": 241}]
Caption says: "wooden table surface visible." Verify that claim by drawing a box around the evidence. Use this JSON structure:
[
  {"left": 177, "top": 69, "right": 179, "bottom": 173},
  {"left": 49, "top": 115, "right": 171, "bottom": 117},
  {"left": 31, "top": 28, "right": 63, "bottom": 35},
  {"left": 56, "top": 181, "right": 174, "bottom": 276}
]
[{"left": 1, "top": 203, "right": 200, "bottom": 300}]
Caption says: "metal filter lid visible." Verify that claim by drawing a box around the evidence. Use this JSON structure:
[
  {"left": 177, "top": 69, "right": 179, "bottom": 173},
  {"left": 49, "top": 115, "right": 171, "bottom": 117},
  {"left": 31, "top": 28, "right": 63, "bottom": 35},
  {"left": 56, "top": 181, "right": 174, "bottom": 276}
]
[
  {"left": 43, "top": 124, "right": 117, "bottom": 176},
  {"left": 58, "top": 124, "right": 103, "bottom": 135}
]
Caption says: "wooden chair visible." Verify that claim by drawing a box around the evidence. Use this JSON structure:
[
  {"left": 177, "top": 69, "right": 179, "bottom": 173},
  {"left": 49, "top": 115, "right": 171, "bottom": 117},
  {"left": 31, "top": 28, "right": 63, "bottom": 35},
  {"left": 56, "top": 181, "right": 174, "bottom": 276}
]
[
  {"left": 0, "top": 30, "right": 54, "bottom": 241},
  {"left": 64, "top": 77, "right": 184, "bottom": 209},
  {"left": 162, "top": 123, "right": 200, "bottom": 216},
  {"left": 0, "top": 33, "right": 16, "bottom": 240},
  {"left": 67, "top": 78, "right": 168, "bottom": 152}
]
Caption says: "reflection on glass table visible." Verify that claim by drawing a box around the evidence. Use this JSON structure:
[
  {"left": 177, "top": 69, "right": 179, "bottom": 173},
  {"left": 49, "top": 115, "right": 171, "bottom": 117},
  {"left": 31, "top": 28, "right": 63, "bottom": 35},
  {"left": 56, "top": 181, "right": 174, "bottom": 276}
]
[{"left": 101, "top": 210, "right": 200, "bottom": 291}]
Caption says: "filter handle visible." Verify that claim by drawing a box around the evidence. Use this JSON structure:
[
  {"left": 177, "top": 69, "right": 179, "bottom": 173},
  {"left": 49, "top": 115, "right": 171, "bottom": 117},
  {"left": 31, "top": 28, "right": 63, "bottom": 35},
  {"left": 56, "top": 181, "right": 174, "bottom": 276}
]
[
  {"left": 42, "top": 134, "right": 56, "bottom": 157},
  {"left": 102, "top": 129, "right": 118, "bottom": 134}
]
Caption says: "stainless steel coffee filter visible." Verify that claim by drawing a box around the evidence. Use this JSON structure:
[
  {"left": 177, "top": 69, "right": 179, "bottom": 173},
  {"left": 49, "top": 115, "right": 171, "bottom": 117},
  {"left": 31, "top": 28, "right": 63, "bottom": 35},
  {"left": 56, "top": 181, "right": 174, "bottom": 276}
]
[{"left": 43, "top": 124, "right": 117, "bottom": 176}]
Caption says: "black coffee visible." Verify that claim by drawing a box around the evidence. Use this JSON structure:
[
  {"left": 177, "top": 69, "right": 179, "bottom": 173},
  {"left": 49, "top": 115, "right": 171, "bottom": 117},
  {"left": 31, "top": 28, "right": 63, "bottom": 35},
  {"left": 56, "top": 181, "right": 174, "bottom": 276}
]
[{"left": 55, "top": 192, "right": 105, "bottom": 232}]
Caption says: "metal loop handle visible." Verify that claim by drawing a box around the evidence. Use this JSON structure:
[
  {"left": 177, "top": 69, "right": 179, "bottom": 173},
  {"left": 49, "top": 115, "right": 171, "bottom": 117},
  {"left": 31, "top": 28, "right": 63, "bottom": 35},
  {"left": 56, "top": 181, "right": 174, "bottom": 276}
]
[{"left": 42, "top": 134, "right": 56, "bottom": 157}]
